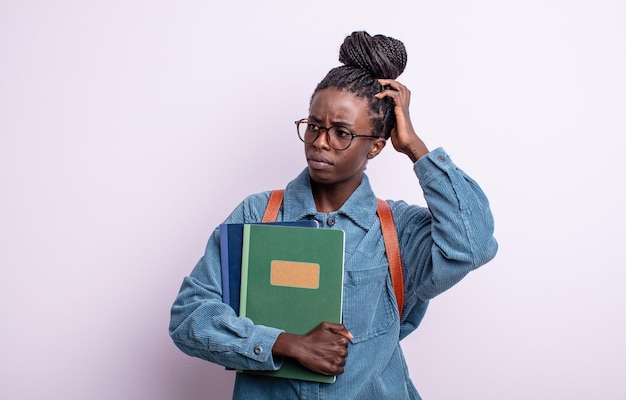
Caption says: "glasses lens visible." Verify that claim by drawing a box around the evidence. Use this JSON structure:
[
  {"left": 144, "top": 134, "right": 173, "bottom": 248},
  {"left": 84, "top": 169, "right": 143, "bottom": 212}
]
[
  {"left": 328, "top": 128, "right": 353, "bottom": 150},
  {"left": 297, "top": 120, "right": 353, "bottom": 150},
  {"left": 297, "top": 121, "right": 315, "bottom": 143}
]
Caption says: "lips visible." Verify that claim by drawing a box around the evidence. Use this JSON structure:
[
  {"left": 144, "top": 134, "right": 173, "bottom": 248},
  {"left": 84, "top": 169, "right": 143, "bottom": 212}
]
[{"left": 307, "top": 154, "right": 333, "bottom": 169}]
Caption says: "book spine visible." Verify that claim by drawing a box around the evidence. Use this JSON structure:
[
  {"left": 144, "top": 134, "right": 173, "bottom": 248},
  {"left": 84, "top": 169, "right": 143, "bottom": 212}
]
[
  {"left": 219, "top": 224, "right": 230, "bottom": 305},
  {"left": 238, "top": 224, "right": 251, "bottom": 317}
]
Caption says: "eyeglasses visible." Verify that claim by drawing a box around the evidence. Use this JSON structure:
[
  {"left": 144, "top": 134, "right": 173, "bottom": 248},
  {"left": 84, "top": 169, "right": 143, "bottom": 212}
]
[{"left": 295, "top": 119, "right": 379, "bottom": 151}]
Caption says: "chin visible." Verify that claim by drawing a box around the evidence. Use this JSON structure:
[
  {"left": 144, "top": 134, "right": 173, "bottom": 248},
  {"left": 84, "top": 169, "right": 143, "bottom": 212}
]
[{"left": 307, "top": 169, "right": 334, "bottom": 185}]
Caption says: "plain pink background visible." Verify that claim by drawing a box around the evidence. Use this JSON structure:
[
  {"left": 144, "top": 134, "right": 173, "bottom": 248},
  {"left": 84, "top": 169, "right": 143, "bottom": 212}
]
[{"left": 1, "top": 1, "right": 625, "bottom": 399}]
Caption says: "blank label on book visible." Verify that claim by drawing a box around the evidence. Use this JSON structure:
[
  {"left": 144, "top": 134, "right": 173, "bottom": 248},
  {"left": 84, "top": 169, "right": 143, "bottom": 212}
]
[{"left": 270, "top": 260, "right": 320, "bottom": 289}]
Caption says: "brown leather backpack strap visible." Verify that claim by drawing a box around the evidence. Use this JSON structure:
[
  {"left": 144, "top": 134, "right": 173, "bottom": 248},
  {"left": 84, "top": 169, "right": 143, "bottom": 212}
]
[
  {"left": 262, "top": 190, "right": 284, "bottom": 222},
  {"left": 377, "top": 198, "right": 405, "bottom": 317}
]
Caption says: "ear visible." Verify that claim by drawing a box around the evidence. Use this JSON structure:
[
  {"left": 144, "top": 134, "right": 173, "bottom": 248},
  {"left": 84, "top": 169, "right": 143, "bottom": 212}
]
[{"left": 367, "top": 138, "right": 387, "bottom": 159}]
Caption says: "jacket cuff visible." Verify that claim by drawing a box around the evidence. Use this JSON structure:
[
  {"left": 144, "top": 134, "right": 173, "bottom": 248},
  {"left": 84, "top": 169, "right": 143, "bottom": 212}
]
[
  {"left": 413, "top": 147, "right": 455, "bottom": 184},
  {"left": 242, "top": 325, "right": 284, "bottom": 370}
]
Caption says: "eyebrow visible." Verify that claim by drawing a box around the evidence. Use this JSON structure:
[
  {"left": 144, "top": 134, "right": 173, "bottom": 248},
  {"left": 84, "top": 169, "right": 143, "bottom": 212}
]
[{"left": 307, "top": 115, "right": 355, "bottom": 128}]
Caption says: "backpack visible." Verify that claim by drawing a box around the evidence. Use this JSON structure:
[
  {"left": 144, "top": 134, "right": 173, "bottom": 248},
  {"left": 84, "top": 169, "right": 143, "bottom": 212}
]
[{"left": 262, "top": 190, "right": 405, "bottom": 317}]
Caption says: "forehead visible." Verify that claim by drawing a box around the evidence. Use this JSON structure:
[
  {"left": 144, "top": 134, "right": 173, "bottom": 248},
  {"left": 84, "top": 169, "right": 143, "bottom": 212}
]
[{"left": 309, "top": 88, "right": 371, "bottom": 125}]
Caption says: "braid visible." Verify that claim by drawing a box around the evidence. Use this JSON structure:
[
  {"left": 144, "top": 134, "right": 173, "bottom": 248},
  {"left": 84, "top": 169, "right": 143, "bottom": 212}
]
[{"left": 312, "top": 31, "right": 407, "bottom": 139}]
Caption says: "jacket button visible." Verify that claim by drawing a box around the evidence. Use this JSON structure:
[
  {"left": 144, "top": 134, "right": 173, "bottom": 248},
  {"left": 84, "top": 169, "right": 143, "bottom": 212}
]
[
  {"left": 254, "top": 346, "right": 263, "bottom": 355},
  {"left": 327, "top": 217, "right": 335, "bottom": 226}
]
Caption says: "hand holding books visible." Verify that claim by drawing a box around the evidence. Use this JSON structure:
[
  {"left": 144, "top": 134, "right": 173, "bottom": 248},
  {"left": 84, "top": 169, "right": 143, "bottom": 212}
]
[{"left": 273, "top": 322, "right": 353, "bottom": 377}]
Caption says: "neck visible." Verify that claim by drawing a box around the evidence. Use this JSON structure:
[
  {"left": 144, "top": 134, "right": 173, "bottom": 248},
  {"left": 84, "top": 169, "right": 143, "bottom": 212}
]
[{"left": 310, "top": 178, "right": 361, "bottom": 214}]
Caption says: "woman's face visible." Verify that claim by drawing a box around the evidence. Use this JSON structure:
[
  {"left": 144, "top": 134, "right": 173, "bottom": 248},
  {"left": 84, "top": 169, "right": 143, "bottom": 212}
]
[{"left": 305, "top": 88, "right": 385, "bottom": 188}]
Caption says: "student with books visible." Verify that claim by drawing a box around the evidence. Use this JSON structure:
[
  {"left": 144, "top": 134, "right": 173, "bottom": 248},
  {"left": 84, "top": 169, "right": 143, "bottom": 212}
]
[{"left": 169, "top": 31, "right": 498, "bottom": 399}]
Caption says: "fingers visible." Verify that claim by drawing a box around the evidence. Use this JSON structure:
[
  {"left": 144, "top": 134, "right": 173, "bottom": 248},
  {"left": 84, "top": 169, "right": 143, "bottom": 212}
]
[
  {"left": 375, "top": 79, "right": 411, "bottom": 105},
  {"left": 323, "top": 322, "right": 353, "bottom": 340},
  {"left": 326, "top": 355, "right": 347, "bottom": 376},
  {"left": 295, "top": 322, "right": 351, "bottom": 376},
  {"left": 324, "top": 345, "right": 349, "bottom": 376},
  {"left": 377, "top": 78, "right": 406, "bottom": 90}
]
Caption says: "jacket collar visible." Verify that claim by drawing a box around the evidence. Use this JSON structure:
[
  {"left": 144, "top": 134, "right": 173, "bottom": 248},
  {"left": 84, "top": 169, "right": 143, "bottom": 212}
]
[{"left": 282, "top": 168, "right": 378, "bottom": 231}]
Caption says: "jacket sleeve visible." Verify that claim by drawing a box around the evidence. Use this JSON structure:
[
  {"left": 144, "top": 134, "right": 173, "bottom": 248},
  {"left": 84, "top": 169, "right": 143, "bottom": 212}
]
[
  {"left": 168, "top": 193, "right": 285, "bottom": 371},
  {"left": 395, "top": 147, "right": 498, "bottom": 319}
]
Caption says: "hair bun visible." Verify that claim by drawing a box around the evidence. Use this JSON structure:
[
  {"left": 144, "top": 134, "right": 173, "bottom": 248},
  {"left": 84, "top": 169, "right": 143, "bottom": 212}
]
[{"left": 338, "top": 31, "right": 407, "bottom": 79}]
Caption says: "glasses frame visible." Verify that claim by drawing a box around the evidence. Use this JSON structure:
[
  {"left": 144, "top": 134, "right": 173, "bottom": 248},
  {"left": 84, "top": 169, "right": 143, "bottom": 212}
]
[{"left": 295, "top": 118, "right": 379, "bottom": 151}]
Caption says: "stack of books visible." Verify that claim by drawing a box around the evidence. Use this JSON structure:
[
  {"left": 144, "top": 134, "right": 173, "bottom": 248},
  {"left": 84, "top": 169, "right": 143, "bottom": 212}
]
[{"left": 219, "top": 221, "right": 345, "bottom": 383}]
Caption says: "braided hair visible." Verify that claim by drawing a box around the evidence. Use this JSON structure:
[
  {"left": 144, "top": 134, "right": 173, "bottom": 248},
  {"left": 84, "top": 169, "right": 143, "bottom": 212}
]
[{"left": 313, "top": 31, "right": 407, "bottom": 139}]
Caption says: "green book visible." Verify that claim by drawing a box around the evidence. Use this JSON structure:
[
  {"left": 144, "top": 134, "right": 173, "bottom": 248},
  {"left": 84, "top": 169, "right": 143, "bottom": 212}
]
[{"left": 239, "top": 224, "right": 345, "bottom": 383}]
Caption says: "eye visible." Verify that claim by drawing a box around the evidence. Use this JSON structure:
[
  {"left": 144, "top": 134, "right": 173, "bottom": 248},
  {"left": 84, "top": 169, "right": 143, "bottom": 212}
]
[
  {"left": 334, "top": 128, "right": 353, "bottom": 138},
  {"left": 307, "top": 123, "right": 320, "bottom": 132}
]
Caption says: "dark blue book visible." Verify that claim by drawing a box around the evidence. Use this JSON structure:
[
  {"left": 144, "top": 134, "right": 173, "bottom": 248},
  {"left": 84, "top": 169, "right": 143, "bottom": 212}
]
[{"left": 219, "top": 220, "right": 319, "bottom": 315}]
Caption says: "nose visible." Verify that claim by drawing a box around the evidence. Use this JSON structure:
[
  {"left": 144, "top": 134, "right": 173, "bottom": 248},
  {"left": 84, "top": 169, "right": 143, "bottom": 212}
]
[{"left": 312, "top": 127, "right": 332, "bottom": 150}]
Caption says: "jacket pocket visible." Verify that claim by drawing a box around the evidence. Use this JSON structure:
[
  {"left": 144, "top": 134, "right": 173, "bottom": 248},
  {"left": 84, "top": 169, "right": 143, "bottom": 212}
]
[{"left": 342, "top": 262, "right": 396, "bottom": 343}]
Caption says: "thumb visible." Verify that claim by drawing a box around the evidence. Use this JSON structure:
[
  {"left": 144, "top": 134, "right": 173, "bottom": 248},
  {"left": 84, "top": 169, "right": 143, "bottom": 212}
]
[{"left": 328, "top": 325, "right": 353, "bottom": 340}]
